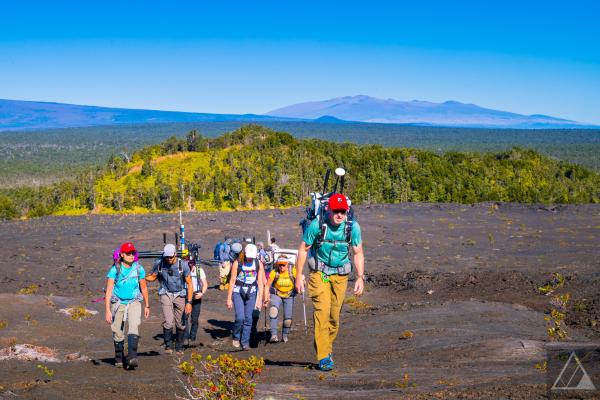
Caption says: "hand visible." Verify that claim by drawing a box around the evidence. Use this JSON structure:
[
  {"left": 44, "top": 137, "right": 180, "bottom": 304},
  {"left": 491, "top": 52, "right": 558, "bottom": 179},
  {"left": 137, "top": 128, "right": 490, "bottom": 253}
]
[
  {"left": 194, "top": 292, "right": 203, "bottom": 300},
  {"left": 296, "top": 277, "right": 305, "bottom": 295},
  {"left": 353, "top": 277, "right": 364, "bottom": 296},
  {"left": 144, "top": 306, "right": 150, "bottom": 319},
  {"left": 263, "top": 298, "right": 269, "bottom": 307},
  {"left": 105, "top": 311, "right": 113, "bottom": 324},
  {"left": 226, "top": 298, "right": 233, "bottom": 310},
  {"left": 185, "top": 303, "right": 192, "bottom": 315}
]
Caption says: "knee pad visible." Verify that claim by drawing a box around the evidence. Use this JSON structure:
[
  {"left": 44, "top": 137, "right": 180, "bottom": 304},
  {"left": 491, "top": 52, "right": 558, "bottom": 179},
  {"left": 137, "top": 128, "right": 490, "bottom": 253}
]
[
  {"left": 269, "top": 306, "right": 279, "bottom": 319},
  {"left": 283, "top": 319, "right": 292, "bottom": 328}
]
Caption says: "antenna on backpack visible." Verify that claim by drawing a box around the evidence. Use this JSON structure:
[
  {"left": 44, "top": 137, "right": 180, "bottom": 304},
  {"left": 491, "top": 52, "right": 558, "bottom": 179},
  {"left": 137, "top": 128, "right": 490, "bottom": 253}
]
[
  {"left": 323, "top": 169, "right": 331, "bottom": 194},
  {"left": 163, "top": 233, "right": 167, "bottom": 244},
  {"left": 334, "top": 167, "right": 345, "bottom": 194}
]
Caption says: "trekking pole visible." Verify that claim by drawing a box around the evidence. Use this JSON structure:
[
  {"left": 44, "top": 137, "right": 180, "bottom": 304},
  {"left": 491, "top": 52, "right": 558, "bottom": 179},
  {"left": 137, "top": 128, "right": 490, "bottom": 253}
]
[{"left": 302, "top": 276, "right": 307, "bottom": 333}]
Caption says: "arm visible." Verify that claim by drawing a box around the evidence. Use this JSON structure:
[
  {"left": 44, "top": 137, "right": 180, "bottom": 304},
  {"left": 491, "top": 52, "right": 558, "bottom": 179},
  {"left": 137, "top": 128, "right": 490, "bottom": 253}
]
[
  {"left": 104, "top": 278, "right": 115, "bottom": 324},
  {"left": 295, "top": 242, "right": 310, "bottom": 294},
  {"left": 352, "top": 243, "right": 365, "bottom": 296},
  {"left": 139, "top": 278, "right": 150, "bottom": 318},
  {"left": 258, "top": 261, "right": 268, "bottom": 307},
  {"left": 200, "top": 277, "right": 208, "bottom": 296},
  {"left": 145, "top": 272, "right": 158, "bottom": 282},
  {"left": 226, "top": 260, "right": 238, "bottom": 309},
  {"left": 184, "top": 275, "right": 193, "bottom": 314}
]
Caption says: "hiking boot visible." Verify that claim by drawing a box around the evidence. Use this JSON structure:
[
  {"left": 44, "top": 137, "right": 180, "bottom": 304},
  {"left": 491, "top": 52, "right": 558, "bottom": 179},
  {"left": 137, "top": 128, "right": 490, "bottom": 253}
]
[
  {"left": 232, "top": 339, "right": 241, "bottom": 349},
  {"left": 114, "top": 341, "right": 124, "bottom": 368},
  {"left": 163, "top": 327, "right": 173, "bottom": 352},
  {"left": 127, "top": 334, "right": 139, "bottom": 369},
  {"left": 318, "top": 356, "right": 334, "bottom": 371},
  {"left": 269, "top": 335, "right": 280, "bottom": 343},
  {"left": 282, "top": 335, "right": 288, "bottom": 343},
  {"left": 175, "top": 329, "right": 185, "bottom": 353}
]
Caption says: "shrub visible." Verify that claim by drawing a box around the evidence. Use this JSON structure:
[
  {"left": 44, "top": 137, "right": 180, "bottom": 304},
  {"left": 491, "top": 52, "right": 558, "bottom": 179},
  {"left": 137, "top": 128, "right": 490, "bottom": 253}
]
[{"left": 177, "top": 353, "right": 264, "bottom": 400}]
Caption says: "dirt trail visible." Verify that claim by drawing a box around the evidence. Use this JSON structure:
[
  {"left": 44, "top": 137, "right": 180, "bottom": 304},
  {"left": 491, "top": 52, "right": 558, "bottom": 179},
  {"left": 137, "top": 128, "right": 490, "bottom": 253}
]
[{"left": 1, "top": 203, "right": 600, "bottom": 399}]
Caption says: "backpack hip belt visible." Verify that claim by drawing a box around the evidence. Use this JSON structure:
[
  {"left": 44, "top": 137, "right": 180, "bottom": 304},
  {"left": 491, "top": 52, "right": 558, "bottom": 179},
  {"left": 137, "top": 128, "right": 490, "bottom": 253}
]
[{"left": 316, "top": 260, "right": 352, "bottom": 276}]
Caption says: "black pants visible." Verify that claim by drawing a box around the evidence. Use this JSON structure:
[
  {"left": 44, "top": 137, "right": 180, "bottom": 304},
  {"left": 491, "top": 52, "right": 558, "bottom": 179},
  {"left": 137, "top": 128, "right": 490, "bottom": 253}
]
[{"left": 185, "top": 298, "right": 202, "bottom": 340}]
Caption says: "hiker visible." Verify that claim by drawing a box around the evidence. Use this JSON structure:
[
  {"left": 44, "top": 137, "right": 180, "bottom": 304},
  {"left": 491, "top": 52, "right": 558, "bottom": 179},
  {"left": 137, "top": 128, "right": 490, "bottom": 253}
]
[
  {"left": 185, "top": 259, "right": 208, "bottom": 345},
  {"left": 104, "top": 242, "right": 150, "bottom": 369},
  {"left": 270, "top": 237, "right": 280, "bottom": 252},
  {"left": 226, "top": 243, "right": 268, "bottom": 350},
  {"left": 295, "top": 193, "right": 364, "bottom": 371},
  {"left": 256, "top": 242, "right": 272, "bottom": 274},
  {"left": 218, "top": 237, "right": 233, "bottom": 290},
  {"left": 265, "top": 256, "right": 297, "bottom": 343},
  {"left": 145, "top": 244, "right": 193, "bottom": 355}
]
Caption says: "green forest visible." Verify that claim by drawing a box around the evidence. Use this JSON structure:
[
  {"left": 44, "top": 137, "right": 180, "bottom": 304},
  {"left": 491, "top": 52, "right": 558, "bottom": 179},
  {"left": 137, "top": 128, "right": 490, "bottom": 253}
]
[
  {"left": 1, "top": 124, "right": 599, "bottom": 220},
  {"left": 2, "top": 122, "right": 600, "bottom": 188}
]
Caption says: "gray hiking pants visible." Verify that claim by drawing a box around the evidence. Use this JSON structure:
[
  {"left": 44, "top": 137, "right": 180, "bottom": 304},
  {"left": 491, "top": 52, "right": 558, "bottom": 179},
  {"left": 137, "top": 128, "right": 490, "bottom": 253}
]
[
  {"left": 269, "top": 294, "right": 294, "bottom": 337},
  {"left": 160, "top": 293, "right": 186, "bottom": 330},
  {"left": 111, "top": 300, "right": 142, "bottom": 342}
]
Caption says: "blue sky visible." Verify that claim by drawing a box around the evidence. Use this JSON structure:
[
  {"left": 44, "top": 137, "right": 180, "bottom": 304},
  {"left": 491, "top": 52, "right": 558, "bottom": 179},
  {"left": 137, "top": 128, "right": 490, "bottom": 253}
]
[{"left": 1, "top": 1, "right": 599, "bottom": 123}]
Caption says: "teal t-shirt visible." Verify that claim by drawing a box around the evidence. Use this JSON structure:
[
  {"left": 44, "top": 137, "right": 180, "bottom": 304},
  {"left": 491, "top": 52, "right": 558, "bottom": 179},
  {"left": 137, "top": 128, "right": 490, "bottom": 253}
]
[
  {"left": 303, "top": 218, "right": 362, "bottom": 267},
  {"left": 107, "top": 262, "right": 146, "bottom": 304}
]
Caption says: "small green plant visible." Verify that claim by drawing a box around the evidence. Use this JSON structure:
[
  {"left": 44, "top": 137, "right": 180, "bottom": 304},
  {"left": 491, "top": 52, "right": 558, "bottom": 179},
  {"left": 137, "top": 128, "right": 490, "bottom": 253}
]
[
  {"left": 573, "top": 302, "right": 587, "bottom": 312},
  {"left": 538, "top": 272, "right": 566, "bottom": 294},
  {"left": 394, "top": 373, "right": 417, "bottom": 388},
  {"left": 18, "top": 284, "right": 39, "bottom": 295},
  {"left": 24, "top": 314, "right": 38, "bottom": 326},
  {"left": 67, "top": 306, "right": 93, "bottom": 321},
  {"left": 545, "top": 293, "right": 570, "bottom": 341},
  {"left": 344, "top": 295, "right": 374, "bottom": 312},
  {"left": 177, "top": 353, "right": 264, "bottom": 400},
  {"left": 535, "top": 360, "right": 547, "bottom": 373},
  {"left": 37, "top": 364, "right": 55, "bottom": 378},
  {"left": 0, "top": 320, "right": 7, "bottom": 329}
]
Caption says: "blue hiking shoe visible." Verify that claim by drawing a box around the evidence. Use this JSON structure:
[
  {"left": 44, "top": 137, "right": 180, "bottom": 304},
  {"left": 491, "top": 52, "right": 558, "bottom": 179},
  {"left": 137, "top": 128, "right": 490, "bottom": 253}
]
[{"left": 318, "top": 356, "right": 334, "bottom": 371}]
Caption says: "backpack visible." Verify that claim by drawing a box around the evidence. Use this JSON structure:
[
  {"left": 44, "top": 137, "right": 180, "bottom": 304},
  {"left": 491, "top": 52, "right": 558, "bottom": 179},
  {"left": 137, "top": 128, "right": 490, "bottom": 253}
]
[
  {"left": 213, "top": 242, "right": 222, "bottom": 260},
  {"left": 301, "top": 193, "right": 356, "bottom": 254},
  {"left": 300, "top": 168, "right": 356, "bottom": 272},
  {"left": 155, "top": 258, "right": 186, "bottom": 293},
  {"left": 271, "top": 264, "right": 296, "bottom": 297}
]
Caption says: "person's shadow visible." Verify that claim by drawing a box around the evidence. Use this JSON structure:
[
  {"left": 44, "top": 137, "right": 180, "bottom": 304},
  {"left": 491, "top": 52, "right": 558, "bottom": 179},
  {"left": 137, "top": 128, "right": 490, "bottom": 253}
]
[
  {"left": 205, "top": 319, "right": 233, "bottom": 339},
  {"left": 90, "top": 350, "right": 161, "bottom": 367}
]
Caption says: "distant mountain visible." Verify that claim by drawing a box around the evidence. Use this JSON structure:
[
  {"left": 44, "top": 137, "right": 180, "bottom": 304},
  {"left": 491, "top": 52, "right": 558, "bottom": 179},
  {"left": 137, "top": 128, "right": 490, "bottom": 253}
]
[
  {"left": 0, "top": 99, "right": 295, "bottom": 131},
  {"left": 266, "top": 95, "right": 596, "bottom": 129}
]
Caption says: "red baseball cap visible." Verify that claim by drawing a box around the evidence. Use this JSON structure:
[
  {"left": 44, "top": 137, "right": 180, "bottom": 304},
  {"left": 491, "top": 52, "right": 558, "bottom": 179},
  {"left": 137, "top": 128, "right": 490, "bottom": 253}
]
[
  {"left": 120, "top": 242, "right": 136, "bottom": 253},
  {"left": 328, "top": 193, "right": 349, "bottom": 211}
]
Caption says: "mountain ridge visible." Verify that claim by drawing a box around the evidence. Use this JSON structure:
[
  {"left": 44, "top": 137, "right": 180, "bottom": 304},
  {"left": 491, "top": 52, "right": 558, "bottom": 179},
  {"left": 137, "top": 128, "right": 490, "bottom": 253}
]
[{"left": 266, "top": 95, "right": 593, "bottom": 129}]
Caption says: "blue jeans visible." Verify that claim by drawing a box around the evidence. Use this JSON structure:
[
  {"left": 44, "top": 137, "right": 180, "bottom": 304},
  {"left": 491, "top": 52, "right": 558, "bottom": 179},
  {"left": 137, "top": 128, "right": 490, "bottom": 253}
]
[
  {"left": 185, "top": 298, "right": 202, "bottom": 340},
  {"left": 269, "top": 294, "right": 294, "bottom": 337},
  {"left": 232, "top": 290, "right": 257, "bottom": 348}
]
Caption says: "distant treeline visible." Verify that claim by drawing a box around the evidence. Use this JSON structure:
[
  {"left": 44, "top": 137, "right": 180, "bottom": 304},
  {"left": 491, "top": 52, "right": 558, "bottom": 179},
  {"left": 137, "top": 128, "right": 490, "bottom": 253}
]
[
  {"left": 1, "top": 124, "right": 599, "bottom": 220},
  {"left": 2, "top": 121, "right": 600, "bottom": 188}
]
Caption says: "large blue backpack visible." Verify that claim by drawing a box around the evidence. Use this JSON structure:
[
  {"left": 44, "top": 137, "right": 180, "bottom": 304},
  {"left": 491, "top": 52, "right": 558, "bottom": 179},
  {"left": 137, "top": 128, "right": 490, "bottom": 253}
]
[{"left": 213, "top": 242, "right": 222, "bottom": 260}]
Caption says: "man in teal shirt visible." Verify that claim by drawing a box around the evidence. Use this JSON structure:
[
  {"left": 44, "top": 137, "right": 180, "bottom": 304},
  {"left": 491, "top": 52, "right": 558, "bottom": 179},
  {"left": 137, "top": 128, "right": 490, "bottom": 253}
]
[{"left": 296, "top": 193, "right": 365, "bottom": 371}]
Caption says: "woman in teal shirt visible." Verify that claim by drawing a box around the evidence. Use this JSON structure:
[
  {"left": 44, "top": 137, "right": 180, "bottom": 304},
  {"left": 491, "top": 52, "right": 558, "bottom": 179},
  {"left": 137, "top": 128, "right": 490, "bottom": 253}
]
[{"left": 105, "top": 242, "right": 150, "bottom": 369}]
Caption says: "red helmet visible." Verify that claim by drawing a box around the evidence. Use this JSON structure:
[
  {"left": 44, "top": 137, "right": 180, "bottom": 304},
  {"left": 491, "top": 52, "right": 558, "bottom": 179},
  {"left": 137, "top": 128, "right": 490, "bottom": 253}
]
[{"left": 328, "top": 193, "right": 349, "bottom": 211}]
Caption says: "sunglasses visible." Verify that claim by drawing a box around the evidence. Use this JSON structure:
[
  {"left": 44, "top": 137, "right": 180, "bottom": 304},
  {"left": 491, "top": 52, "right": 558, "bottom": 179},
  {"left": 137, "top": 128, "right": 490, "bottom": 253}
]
[
  {"left": 331, "top": 209, "right": 347, "bottom": 215},
  {"left": 123, "top": 251, "right": 136, "bottom": 256}
]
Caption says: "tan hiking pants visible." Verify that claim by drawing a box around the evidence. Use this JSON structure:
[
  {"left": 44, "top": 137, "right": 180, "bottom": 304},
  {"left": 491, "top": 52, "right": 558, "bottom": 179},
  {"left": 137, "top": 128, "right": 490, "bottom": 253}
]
[
  {"left": 308, "top": 271, "right": 349, "bottom": 361},
  {"left": 111, "top": 301, "right": 142, "bottom": 342}
]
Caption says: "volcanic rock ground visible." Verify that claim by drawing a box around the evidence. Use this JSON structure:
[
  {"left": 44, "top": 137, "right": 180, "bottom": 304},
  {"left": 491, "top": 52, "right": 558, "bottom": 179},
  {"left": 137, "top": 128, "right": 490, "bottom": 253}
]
[{"left": 1, "top": 203, "right": 600, "bottom": 399}]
